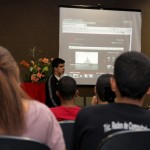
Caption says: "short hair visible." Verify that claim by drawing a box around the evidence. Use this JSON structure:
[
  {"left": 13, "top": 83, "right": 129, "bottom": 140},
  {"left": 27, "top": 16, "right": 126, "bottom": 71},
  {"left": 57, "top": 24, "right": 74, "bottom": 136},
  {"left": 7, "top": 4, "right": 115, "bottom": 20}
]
[
  {"left": 114, "top": 51, "right": 150, "bottom": 99},
  {"left": 52, "top": 58, "right": 65, "bottom": 69},
  {"left": 96, "top": 74, "right": 116, "bottom": 103},
  {"left": 58, "top": 76, "right": 77, "bottom": 100}
]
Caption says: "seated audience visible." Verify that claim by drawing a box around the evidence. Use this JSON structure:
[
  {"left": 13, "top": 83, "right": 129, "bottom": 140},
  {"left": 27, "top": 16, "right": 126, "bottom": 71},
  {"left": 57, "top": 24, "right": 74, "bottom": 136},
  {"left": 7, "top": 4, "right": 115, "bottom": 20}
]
[
  {"left": 0, "top": 46, "right": 65, "bottom": 150},
  {"left": 91, "top": 73, "right": 116, "bottom": 105},
  {"left": 50, "top": 76, "right": 81, "bottom": 121},
  {"left": 72, "top": 51, "right": 150, "bottom": 150}
]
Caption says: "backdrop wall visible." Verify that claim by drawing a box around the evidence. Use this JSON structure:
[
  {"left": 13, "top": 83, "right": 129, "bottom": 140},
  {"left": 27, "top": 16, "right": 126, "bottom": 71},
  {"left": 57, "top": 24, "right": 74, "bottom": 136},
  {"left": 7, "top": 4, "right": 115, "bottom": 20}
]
[{"left": 0, "top": 0, "right": 150, "bottom": 107}]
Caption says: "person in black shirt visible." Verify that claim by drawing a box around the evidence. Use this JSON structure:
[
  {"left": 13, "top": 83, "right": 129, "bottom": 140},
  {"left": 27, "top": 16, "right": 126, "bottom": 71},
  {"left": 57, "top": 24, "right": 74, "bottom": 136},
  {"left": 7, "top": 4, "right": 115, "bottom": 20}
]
[
  {"left": 72, "top": 51, "right": 150, "bottom": 150},
  {"left": 45, "top": 58, "right": 65, "bottom": 107},
  {"left": 91, "top": 73, "right": 116, "bottom": 105}
]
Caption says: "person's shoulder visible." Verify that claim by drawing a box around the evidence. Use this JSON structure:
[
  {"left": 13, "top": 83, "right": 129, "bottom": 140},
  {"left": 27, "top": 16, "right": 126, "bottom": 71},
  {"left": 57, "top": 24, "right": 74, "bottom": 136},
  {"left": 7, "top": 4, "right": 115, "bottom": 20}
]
[
  {"left": 45, "top": 74, "right": 53, "bottom": 84},
  {"left": 78, "top": 103, "right": 115, "bottom": 117},
  {"left": 47, "top": 74, "right": 54, "bottom": 80},
  {"left": 28, "top": 100, "right": 54, "bottom": 117},
  {"left": 78, "top": 105, "right": 101, "bottom": 115},
  {"left": 50, "top": 106, "right": 62, "bottom": 112},
  {"left": 50, "top": 74, "right": 58, "bottom": 82},
  {"left": 81, "top": 103, "right": 111, "bottom": 111},
  {"left": 25, "top": 100, "right": 59, "bottom": 131},
  {"left": 74, "top": 106, "right": 81, "bottom": 110},
  {"left": 61, "top": 106, "right": 81, "bottom": 112}
]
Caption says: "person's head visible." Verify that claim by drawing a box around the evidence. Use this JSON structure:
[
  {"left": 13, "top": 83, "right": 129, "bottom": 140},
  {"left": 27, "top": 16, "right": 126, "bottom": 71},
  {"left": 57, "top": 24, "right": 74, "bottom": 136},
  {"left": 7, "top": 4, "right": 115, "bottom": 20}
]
[
  {"left": 112, "top": 51, "right": 150, "bottom": 100},
  {"left": 95, "top": 74, "right": 116, "bottom": 103},
  {"left": 0, "top": 46, "right": 27, "bottom": 135},
  {"left": 52, "top": 58, "right": 65, "bottom": 76},
  {"left": 57, "top": 76, "right": 77, "bottom": 101}
]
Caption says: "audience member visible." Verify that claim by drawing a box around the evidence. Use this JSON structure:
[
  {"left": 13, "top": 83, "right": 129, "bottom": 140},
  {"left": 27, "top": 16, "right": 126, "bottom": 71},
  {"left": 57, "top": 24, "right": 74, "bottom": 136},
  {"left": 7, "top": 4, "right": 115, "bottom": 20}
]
[
  {"left": 45, "top": 58, "right": 65, "bottom": 107},
  {"left": 51, "top": 76, "right": 81, "bottom": 121},
  {"left": 0, "top": 46, "right": 65, "bottom": 150},
  {"left": 72, "top": 51, "right": 150, "bottom": 150},
  {"left": 91, "top": 73, "right": 116, "bottom": 105}
]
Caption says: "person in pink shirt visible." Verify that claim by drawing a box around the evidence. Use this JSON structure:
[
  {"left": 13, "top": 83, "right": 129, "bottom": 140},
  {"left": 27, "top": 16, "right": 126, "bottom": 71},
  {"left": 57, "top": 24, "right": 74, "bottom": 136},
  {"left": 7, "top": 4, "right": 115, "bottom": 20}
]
[
  {"left": 51, "top": 76, "right": 81, "bottom": 121},
  {"left": 0, "top": 46, "right": 65, "bottom": 150}
]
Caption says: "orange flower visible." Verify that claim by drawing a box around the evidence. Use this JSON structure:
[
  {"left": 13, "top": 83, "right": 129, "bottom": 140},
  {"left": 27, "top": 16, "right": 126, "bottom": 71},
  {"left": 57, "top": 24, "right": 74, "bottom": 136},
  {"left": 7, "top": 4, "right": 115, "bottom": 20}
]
[
  {"left": 37, "top": 72, "right": 43, "bottom": 78},
  {"left": 25, "top": 62, "right": 30, "bottom": 68},
  {"left": 42, "top": 58, "right": 49, "bottom": 63},
  {"left": 31, "top": 74, "right": 40, "bottom": 82},
  {"left": 31, "top": 74, "right": 36, "bottom": 81},
  {"left": 39, "top": 58, "right": 49, "bottom": 64},
  {"left": 20, "top": 60, "right": 25, "bottom": 65},
  {"left": 20, "top": 49, "right": 52, "bottom": 83},
  {"left": 35, "top": 78, "right": 39, "bottom": 82},
  {"left": 20, "top": 60, "right": 30, "bottom": 68}
]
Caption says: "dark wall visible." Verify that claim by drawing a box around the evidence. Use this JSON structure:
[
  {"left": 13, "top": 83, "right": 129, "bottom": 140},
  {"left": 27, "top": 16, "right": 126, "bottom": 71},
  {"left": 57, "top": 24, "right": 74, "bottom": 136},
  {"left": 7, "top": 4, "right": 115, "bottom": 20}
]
[
  {"left": 0, "top": 0, "right": 150, "bottom": 106},
  {"left": 0, "top": 0, "right": 60, "bottom": 61},
  {"left": 0, "top": 0, "right": 119, "bottom": 98},
  {"left": 0, "top": 0, "right": 120, "bottom": 61}
]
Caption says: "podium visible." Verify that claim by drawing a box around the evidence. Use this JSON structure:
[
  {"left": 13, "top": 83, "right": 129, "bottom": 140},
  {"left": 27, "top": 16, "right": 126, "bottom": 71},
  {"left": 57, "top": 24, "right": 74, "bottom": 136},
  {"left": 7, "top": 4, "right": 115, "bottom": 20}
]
[{"left": 21, "top": 82, "right": 46, "bottom": 103}]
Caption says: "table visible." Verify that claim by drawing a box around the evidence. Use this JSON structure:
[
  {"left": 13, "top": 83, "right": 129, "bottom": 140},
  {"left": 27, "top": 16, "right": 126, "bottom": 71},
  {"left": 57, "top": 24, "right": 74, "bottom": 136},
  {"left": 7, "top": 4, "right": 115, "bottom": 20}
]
[{"left": 21, "top": 82, "right": 46, "bottom": 103}]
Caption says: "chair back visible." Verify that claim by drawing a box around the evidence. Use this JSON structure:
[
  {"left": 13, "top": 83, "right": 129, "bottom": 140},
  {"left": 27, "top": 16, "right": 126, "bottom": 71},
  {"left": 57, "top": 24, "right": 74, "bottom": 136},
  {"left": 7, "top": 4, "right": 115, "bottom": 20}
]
[
  {"left": 0, "top": 135, "right": 50, "bottom": 150},
  {"left": 97, "top": 130, "right": 150, "bottom": 150},
  {"left": 59, "top": 120, "right": 75, "bottom": 150}
]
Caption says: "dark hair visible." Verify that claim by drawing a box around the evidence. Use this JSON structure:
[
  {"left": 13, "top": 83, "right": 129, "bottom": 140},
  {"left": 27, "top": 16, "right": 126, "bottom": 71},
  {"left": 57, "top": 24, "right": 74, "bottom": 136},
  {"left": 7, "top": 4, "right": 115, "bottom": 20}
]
[
  {"left": 114, "top": 51, "right": 150, "bottom": 99},
  {"left": 52, "top": 58, "right": 65, "bottom": 69},
  {"left": 58, "top": 76, "right": 77, "bottom": 100},
  {"left": 96, "top": 74, "right": 116, "bottom": 103}
]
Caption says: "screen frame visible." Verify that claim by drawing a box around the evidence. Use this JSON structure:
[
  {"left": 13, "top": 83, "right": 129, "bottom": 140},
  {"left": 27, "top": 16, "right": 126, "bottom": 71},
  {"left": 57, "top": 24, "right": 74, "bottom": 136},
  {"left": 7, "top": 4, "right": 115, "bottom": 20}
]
[{"left": 59, "top": 5, "right": 142, "bottom": 85}]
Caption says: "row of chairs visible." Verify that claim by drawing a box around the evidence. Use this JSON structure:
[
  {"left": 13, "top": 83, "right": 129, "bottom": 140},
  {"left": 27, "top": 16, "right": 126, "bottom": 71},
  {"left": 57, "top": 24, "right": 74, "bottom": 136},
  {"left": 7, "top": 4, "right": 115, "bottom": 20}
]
[
  {"left": 98, "top": 130, "right": 150, "bottom": 150},
  {"left": 0, "top": 136, "right": 50, "bottom": 150},
  {"left": 59, "top": 120, "right": 150, "bottom": 150},
  {"left": 0, "top": 120, "right": 74, "bottom": 150},
  {"left": 0, "top": 121, "right": 150, "bottom": 150}
]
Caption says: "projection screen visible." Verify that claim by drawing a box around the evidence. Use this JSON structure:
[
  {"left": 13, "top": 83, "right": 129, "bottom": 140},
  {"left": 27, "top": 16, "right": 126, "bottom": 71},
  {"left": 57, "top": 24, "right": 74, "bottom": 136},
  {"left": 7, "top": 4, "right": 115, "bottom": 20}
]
[{"left": 59, "top": 6, "right": 142, "bottom": 85}]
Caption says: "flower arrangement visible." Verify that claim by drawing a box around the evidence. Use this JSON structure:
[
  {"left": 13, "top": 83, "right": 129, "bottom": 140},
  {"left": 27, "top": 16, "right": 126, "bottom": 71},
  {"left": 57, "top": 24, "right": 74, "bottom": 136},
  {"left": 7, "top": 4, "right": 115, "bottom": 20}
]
[{"left": 20, "top": 47, "right": 52, "bottom": 83}]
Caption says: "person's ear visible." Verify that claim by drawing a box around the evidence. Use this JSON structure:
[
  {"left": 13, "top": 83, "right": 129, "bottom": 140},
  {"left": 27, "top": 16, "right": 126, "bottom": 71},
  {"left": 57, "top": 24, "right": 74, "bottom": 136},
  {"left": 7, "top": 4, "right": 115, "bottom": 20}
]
[
  {"left": 75, "top": 89, "right": 79, "bottom": 97},
  {"left": 146, "top": 88, "right": 150, "bottom": 95},
  {"left": 110, "top": 77, "right": 117, "bottom": 92}
]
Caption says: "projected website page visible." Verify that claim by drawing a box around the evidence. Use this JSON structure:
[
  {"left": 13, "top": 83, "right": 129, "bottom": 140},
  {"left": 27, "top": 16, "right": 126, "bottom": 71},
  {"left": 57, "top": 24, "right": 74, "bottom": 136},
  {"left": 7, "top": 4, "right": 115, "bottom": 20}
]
[{"left": 59, "top": 8, "right": 141, "bottom": 85}]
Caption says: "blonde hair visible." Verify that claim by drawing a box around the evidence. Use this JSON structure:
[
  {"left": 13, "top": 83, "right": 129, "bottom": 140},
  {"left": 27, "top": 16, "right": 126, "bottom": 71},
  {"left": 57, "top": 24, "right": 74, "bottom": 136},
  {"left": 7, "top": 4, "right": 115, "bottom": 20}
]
[{"left": 0, "top": 46, "right": 28, "bottom": 135}]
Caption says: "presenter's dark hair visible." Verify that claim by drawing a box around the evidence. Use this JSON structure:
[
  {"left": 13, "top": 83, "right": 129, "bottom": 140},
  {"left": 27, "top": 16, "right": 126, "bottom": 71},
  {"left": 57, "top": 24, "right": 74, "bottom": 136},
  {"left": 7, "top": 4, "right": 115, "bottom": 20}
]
[
  {"left": 52, "top": 58, "right": 65, "bottom": 69},
  {"left": 114, "top": 51, "right": 150, "bottom": 99},
  {"left": 96, "top": 74, "right": 116, "bottom": 103},
  {"left": 58, "top": 76, "right": 77, "bottom": 100}
]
